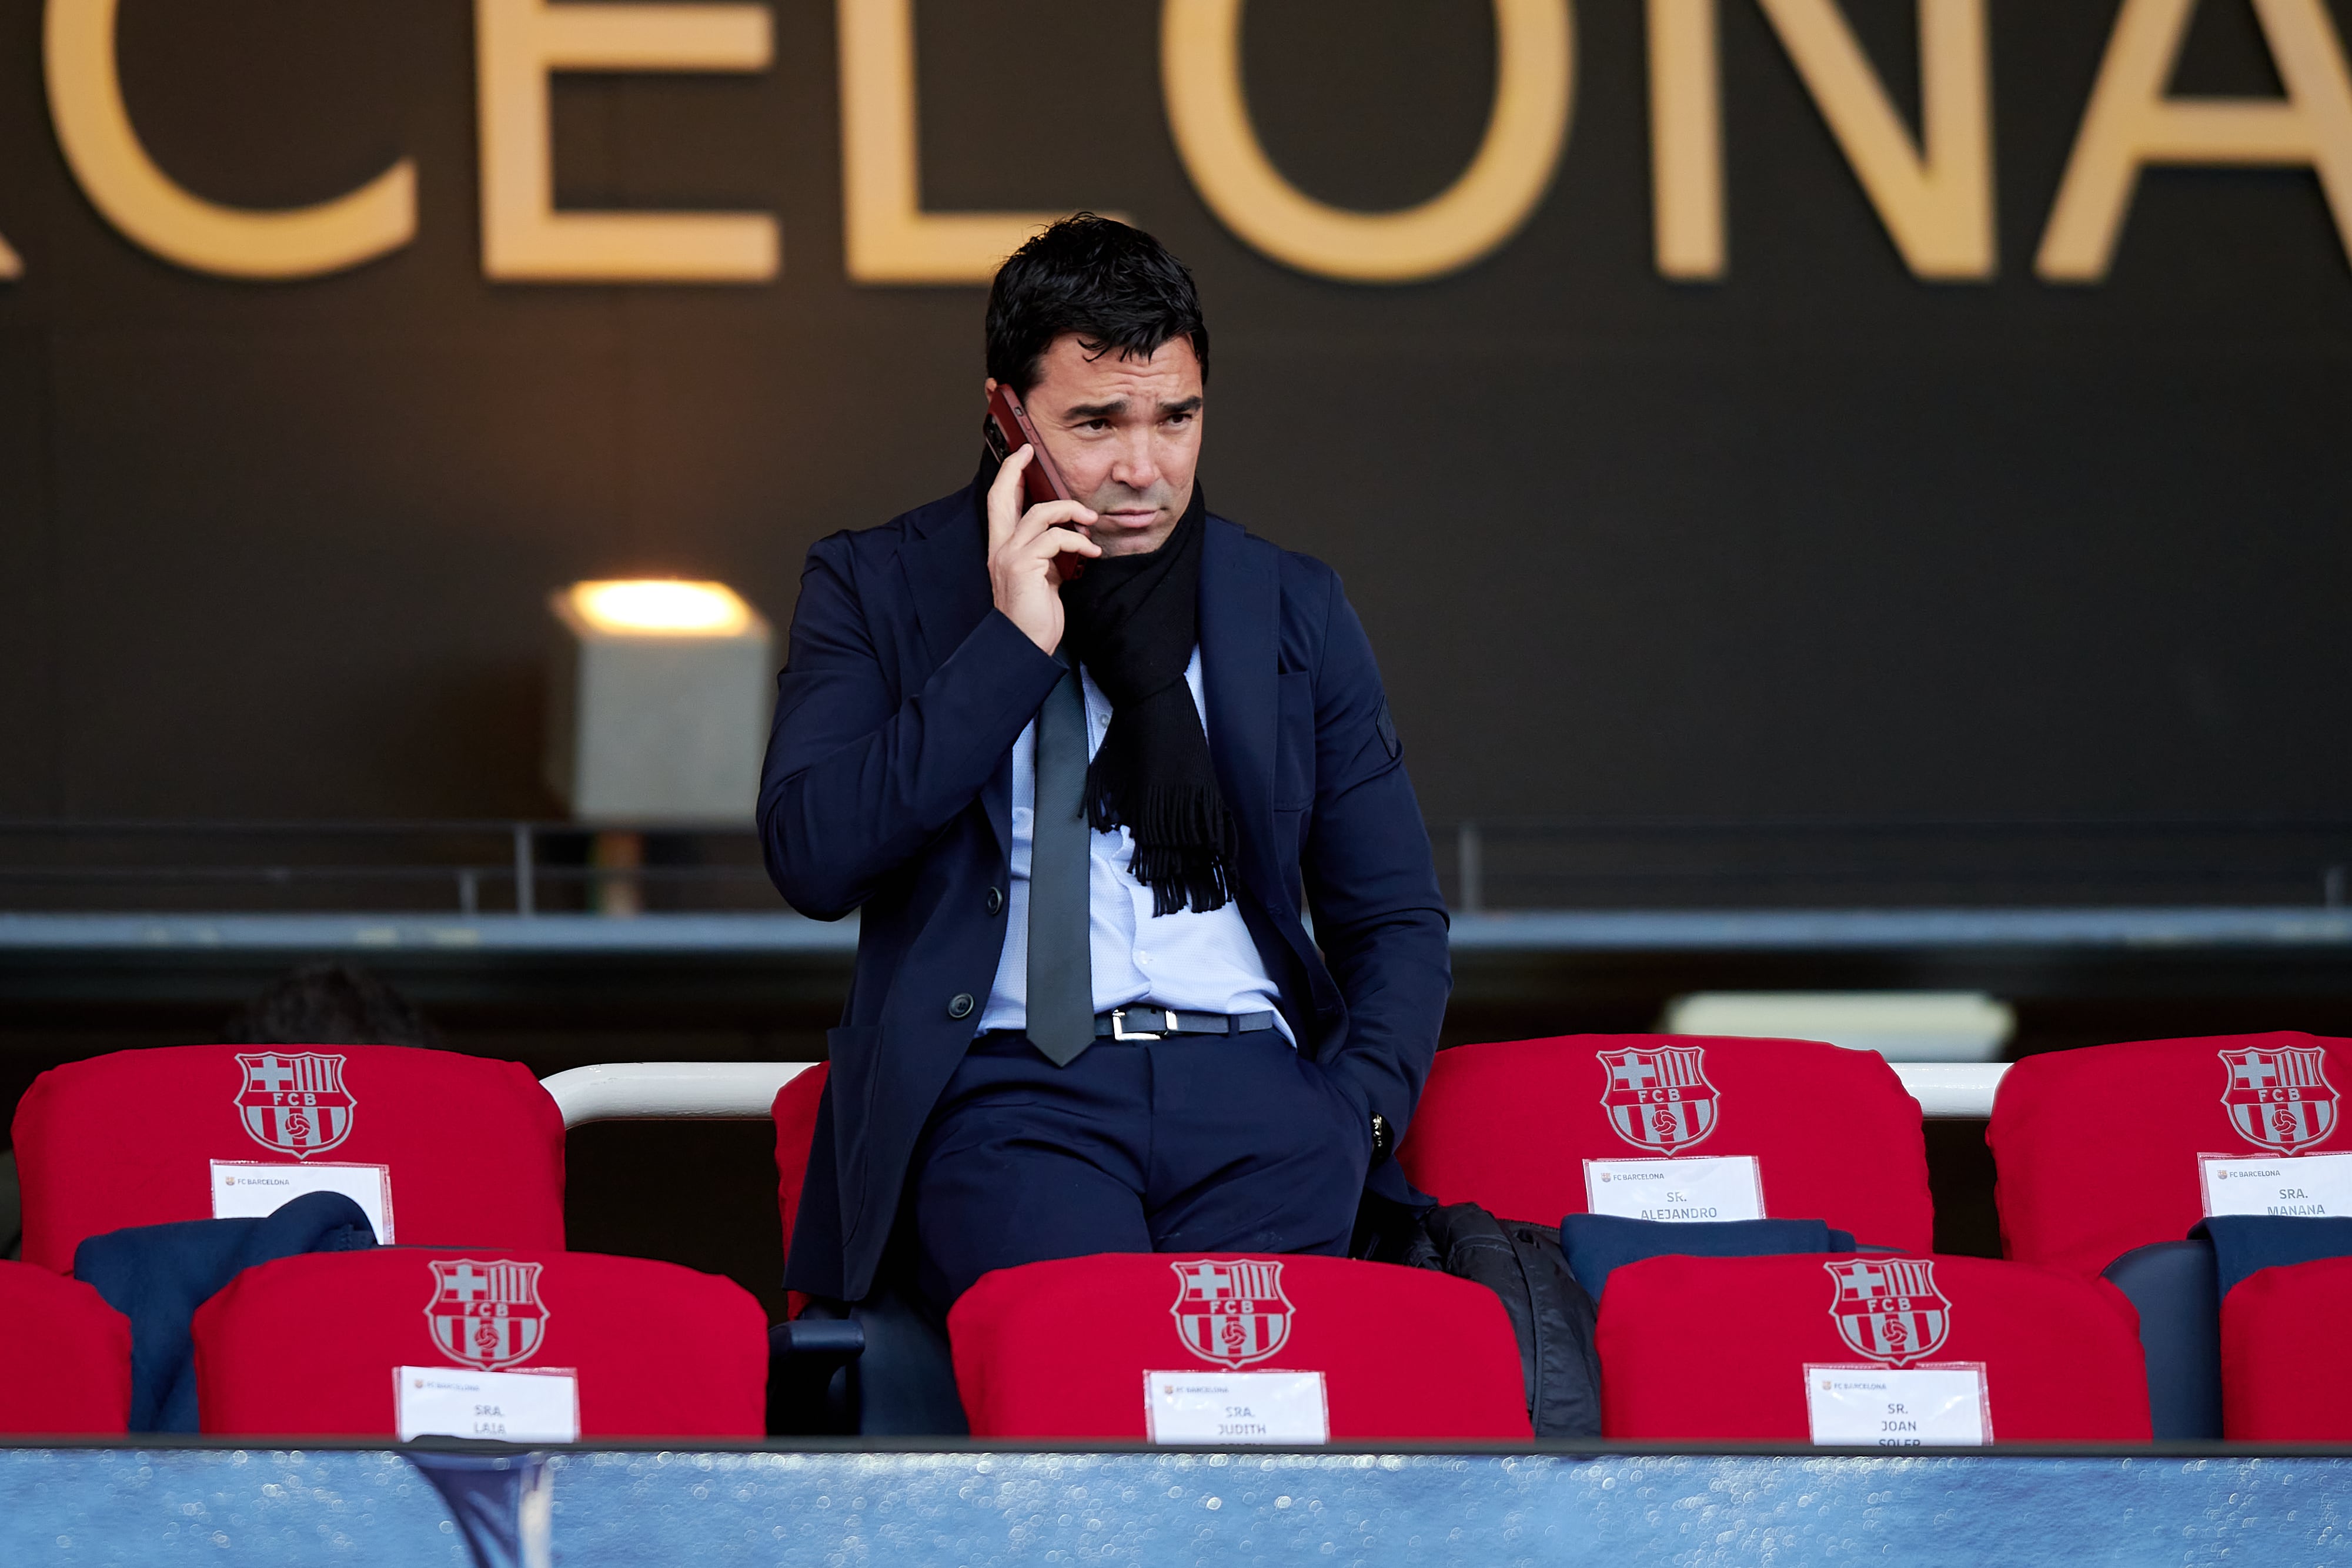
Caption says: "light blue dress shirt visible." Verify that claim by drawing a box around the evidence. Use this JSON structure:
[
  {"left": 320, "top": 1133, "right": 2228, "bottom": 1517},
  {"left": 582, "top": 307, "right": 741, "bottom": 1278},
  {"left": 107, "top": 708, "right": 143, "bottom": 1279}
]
[{"left": 977, "top": 647, "right": 1291, "bottom": 1044}]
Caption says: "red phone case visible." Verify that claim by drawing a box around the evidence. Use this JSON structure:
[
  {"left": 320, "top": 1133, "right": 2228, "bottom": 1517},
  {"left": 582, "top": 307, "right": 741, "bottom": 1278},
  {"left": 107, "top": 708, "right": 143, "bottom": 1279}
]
[{"left": 985, "top": 385, "right": 1075, "bottom": 510}]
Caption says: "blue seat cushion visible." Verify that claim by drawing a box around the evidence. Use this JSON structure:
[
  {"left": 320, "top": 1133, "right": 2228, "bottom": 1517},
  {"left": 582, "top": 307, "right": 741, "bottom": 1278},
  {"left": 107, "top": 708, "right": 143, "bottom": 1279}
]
[
  {"left": 2194, "top": 1215, "right": 2352, "bottom": 1302},
  {"left": 2101, "top": 1239, "right": 2220, "bottom": 1441},
  {"left": 1560, "top": 1213, "right": 1856, "bottom": 1300}
]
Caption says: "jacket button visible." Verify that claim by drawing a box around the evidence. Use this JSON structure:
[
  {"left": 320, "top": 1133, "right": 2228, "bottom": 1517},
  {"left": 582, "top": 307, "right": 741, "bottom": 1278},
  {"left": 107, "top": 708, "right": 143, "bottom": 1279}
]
[
  {"left": 985, "top": 886, "right": 1004, "bottom": 915},
  {"left": 947, "top": 992, "right": 975, "bottom": 1020}
]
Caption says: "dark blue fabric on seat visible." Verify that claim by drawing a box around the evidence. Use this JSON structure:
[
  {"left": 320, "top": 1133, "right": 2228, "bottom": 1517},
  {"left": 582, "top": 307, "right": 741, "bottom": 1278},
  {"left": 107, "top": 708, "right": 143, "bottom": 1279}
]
[
  {"left": 2193, "top": 1215, "right": 2352, "bottom": 1302},
  {"left": 73, "top": 1192, "right": 378, "bottom": 1433},
  {"left": 1559, "top": 1214, "right": 1856, "bottom": 1300},
  {"left": 2102, "top": 1239, "right": 2221, "bottom": 1440}
]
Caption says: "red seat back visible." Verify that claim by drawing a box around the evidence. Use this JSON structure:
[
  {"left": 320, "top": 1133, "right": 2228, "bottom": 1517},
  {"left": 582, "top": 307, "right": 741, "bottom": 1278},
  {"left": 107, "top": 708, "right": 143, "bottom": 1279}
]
[
  {"left": 948, "top": 1252, "right": 1532, "bottom": 1441},
  {"left": 1988, "top": 1033, "right": 2351, "bottom": 1275},
  {"left": 193, "top": 1248, "right": 768, "bottom": 1438},
  {"left": 773, "top": 1061, "right": 830, "bottom": 1317},
  {"left": 13, "top": 1044, "right": 567, "bottom": 1272},
  {"left": 1596, "top": 1252, "right": 2150, "bottom": 1442},
  {"left": 1398, "top": 1034, "right": 1933, "bottom": 1250},
  {"left": 0, "top": 1263, "right": 132, "bottom": 1435},
  {"left": 2221, "top": 1255, "right": 2352, "bottom": 1440}
]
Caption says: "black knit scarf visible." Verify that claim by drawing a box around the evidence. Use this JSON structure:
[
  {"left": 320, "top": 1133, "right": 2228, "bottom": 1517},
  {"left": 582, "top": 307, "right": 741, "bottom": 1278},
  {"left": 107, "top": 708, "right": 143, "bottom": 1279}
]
[{"left": 1058, "top": 484, "right": 1237, "bottom": 916}]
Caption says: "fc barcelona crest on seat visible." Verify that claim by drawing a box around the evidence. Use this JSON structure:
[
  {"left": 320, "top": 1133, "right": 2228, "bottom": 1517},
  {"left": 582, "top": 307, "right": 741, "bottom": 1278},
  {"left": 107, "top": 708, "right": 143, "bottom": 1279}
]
[
  {"left": 1170, "top": 1259, "right": 1292, "bottom": 1369},
  {"left": 1825, "top": 1258, "right": 1952, "bottom": 1368},
  {"left": 233, "top": 1052, "right": 355, "bottom": 1159},
  {"left": 426, "top": 1259, "right": 549, "bottom": 1370},
  {"left": 2220, "top": 1045, "right": 2340, "bottom": 1155},
  {"left": 1597, "top": 1045, "right": 1719, "bottom": 1154}
]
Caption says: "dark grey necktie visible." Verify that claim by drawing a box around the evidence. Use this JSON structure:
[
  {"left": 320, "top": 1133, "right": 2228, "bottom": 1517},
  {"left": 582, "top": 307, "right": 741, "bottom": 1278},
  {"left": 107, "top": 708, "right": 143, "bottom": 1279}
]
[{"left": 1026, "top": 662, "right": 1094, "bottom": 1065}]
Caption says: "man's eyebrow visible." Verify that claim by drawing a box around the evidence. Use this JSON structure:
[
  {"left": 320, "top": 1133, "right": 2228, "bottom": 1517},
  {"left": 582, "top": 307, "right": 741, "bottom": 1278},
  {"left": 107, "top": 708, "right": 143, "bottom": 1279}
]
[{"left": 1058, "top": 394, "right": 1203, "bottom": 421}]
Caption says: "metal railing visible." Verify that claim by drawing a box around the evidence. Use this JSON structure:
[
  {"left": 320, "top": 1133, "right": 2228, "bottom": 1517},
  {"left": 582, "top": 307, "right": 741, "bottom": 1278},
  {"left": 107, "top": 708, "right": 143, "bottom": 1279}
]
[
  {"left": 1436, "top": 815, "right": 2352, "bottom": 914},
  {"left": 6, "top": 815, "right": 2352, "bottom": 917},
  {"left": 0, "top": 819, "right": 778, "bottom": 917}
]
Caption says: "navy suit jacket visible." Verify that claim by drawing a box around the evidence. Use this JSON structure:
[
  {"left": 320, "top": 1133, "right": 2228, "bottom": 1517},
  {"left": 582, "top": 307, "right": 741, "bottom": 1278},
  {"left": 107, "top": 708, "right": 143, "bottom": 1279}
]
[{"left": 760, "top": 483, "right": 1450, "bottom": 1302}]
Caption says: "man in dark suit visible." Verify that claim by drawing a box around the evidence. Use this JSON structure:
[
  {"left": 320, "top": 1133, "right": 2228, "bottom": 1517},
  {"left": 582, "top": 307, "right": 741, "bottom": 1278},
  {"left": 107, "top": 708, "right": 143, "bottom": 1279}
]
[{"left": 761, "top": 216, "right": 1448, "bottom": 1317}]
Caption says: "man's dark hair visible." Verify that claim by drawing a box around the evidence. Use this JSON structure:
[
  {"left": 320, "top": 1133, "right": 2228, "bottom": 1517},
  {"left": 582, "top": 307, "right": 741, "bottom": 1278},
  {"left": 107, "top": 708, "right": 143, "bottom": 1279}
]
[
  {"left": 224, "top": 961, "right": 442, "bottom": 1049},
  {"left": 985, "top": 215, "right": 1209, "bottom": 395}
]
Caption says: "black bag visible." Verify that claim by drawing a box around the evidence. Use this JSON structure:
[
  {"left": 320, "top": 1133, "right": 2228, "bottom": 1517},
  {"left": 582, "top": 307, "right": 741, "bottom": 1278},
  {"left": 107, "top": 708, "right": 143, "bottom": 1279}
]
[{"left": 1397, "top": 1202, "right": 1602, "bottom": 1439}]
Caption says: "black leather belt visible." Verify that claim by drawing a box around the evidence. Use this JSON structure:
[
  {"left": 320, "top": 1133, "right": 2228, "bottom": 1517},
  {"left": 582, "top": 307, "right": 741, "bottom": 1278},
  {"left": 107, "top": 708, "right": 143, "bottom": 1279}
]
[{"left": 1094, "top": 1007, "right": 1277, "bottom": 1041}]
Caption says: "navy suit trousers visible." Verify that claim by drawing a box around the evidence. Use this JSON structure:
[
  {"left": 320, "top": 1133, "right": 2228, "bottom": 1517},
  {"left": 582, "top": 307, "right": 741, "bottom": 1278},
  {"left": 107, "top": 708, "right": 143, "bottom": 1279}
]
[{"left": 910, "top": 1028, "right": 1371, "bottom": 1313}]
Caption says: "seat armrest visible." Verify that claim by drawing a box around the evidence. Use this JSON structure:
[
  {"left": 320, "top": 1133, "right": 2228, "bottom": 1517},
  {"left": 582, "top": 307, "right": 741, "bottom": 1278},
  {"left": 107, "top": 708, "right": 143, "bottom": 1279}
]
[{"left": 767, "top": 1317, "right": 864, "bottom": 1436}]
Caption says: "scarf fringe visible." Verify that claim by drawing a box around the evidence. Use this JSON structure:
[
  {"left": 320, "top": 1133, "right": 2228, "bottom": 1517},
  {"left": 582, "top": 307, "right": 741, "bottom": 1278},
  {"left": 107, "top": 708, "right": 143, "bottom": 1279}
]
[
  {"left": 1086, "top": 778, "right": 1238, "bottom": 916},
  {"left": 1058, "top": 491, "right": 1232, "bottom": 918}
]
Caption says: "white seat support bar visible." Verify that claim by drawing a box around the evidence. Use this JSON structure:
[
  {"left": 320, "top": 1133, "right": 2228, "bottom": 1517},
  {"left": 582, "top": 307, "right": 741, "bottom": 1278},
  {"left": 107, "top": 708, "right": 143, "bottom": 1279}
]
[
  {"left": 542, "top": 1058, "right": 2006, "bottom": 1128},
  {"left": 1892, "top": 1062, "right": 2006, "bottom": 1119},
  {"left": 542, "top": 1061, "right": 816, "bottom": 1129}
]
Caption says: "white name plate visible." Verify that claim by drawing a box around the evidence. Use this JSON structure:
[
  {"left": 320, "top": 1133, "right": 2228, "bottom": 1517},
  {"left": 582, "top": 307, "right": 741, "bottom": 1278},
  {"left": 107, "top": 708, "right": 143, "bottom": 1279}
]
[
  {"left": 1145, "top": 1371, "right": 1328, "bottom": 1445},
  {"left": 1805, "top": 1364, "right": 1989, "bottom": 1447},
  {"left": 211, "top": 1160, "right": 393, "bottom": 1242},
  {"left": 397, "top": 1366, "right": 579, "bottom": 1443},
  {"left": 2201, "top": 1151, "right": 2352, "bottom": 1218},
  {"left": 1583, "top": 1154, "right": 1765, "bottom": 1222}
]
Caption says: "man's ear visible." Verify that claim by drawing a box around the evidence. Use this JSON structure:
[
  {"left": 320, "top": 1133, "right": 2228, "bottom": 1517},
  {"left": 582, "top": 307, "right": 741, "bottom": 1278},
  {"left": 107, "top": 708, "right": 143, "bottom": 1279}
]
[{"left": 983, "top": 377, "right": 999, "bottom": 400}]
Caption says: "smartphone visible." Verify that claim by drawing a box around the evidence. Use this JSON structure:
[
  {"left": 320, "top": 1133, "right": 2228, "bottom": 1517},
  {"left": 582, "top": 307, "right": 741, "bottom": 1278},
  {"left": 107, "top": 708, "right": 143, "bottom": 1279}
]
[{"left": 983, "top": 384, "right": 1076, "bottom": 511}]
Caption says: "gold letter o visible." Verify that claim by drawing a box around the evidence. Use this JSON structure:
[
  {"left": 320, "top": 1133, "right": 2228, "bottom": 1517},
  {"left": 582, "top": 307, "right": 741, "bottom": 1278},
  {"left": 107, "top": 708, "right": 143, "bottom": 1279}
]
[{"left": 1161, "top": 0, "right": 1574, "bottom": 283}]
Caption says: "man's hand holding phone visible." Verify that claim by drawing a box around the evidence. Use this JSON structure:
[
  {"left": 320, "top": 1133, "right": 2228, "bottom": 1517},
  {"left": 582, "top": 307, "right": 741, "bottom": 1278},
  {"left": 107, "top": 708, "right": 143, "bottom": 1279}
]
[{"left": 987, "top": 444, "right": 1100, "bottom": 654}]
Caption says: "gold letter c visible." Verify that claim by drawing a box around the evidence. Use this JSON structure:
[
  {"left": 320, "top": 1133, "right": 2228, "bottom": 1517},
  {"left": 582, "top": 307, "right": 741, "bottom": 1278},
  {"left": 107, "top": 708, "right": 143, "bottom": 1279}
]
[
  {"left": 45, "top": 0, "right": 415, "bottom": 279},
  {"left": 1161, "top": 0, "right": 1573, "bottom": 283}
]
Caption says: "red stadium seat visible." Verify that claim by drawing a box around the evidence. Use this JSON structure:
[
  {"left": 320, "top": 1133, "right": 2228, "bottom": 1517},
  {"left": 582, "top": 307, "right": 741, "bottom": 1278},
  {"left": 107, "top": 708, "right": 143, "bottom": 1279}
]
[
  {"left": 1399, "top": 1034, "right": 1933, "bottom": 1251},
  {"left": 2220, "top": 1255, "right": 2352, "bottom": 1441},
  {"left": 193, "top": 1248, "right": 768, "bottom": 1439},
  {"left": 773, "top": 1061, "right": 829, "bottom": 1319},
  {"left": 12, "top": 1044, "right": 567, "bottom": 1272},
  {"left": 0, "top": 1263, "right": 132, "bottom": 1435},
  {"left": 948, "top": 1252, "right": 1532, "bottom": 1442},
  {"left": 1597, "top": 1252, "right": 2151, "bottom": 1443},
  {"left": 1988, "top": 1033, "right": 2352, "bottom": 1276}
]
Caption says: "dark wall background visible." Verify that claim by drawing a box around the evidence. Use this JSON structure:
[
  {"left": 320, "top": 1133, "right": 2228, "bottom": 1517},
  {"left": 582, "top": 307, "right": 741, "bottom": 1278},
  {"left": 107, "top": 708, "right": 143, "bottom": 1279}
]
[{"left": 3, "top": 0, "right": 2350, "bottom": 827}]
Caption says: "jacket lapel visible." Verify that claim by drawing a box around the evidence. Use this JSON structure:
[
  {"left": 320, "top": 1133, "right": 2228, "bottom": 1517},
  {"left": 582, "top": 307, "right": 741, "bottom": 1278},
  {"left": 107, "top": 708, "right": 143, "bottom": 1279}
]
[
  {"left": 900, "top": 487, "right": 1013, "bottom": 858},
  {"left": 1198, "top": 514, "right": 1280, "bottom": 907}
]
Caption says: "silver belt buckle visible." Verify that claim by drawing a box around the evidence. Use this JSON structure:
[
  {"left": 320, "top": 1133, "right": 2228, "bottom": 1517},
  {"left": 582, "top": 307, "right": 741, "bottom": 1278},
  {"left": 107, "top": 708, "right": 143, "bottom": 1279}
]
[{"left": 1111, "top": 1007, "right": 1165, "bottom": 1041}]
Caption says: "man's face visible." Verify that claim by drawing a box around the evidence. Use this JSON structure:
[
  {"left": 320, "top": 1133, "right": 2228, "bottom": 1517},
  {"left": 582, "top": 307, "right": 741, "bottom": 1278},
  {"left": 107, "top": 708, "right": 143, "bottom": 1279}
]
[{"left": 988, "top": 333, "right": 1204, "bottom": 557}]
